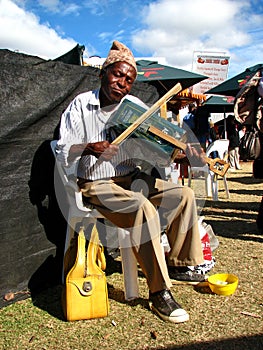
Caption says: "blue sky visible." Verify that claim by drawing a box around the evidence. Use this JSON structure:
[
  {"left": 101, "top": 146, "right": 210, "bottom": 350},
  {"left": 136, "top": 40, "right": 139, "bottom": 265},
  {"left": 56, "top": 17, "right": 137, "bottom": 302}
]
[{"left": 1, "top": 0, "right": 263, "bottom": 78}]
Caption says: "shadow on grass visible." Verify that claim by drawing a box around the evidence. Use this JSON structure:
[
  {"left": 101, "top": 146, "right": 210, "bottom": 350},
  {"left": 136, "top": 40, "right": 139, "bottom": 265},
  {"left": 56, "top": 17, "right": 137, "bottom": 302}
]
[
  {"left": 107, "top": 282, "right": 149, "bottom": 309},
  {"left": 229, "top": 175, "right": 263, "bottom": 186},
  {"left": 148, "top": 333, "right": 263, "bottom": 350},
  {"left": 31, "top": 278, "right": 150, "bottom": 321},
  {"left": 31, "top": 285, "right": 65, "bottom": 321},
  {"left": 203, "top": 199, "right": 260, "bottom": 214},
  {"left": 203, "top": 218, "right": 262, "bottom": 243},
  {"left": 211, "top": 221, "right": 262, "bottom": 243},
  {"left": 228, "top": 188, "right": 262, "bottom": 196},
  {"left": 202, "top": 198, "right": 262, "bottom": 243}
]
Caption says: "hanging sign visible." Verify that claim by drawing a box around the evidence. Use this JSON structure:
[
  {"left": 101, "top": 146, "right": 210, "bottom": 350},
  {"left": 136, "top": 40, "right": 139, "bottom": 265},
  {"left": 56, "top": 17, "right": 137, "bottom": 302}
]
[{"left": 192, "top": 53, "right": 230, "bottom": 94}]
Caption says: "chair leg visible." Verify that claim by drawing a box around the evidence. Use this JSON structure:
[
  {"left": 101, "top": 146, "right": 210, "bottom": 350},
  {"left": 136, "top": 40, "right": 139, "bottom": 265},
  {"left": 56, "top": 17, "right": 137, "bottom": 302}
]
[
  {"left": 170, "top": 168, "right": 180, "bottom": 184},
  {"left": 211, "top": 174, "right": 219, "bottom": 201},
  {"left": 223, "top": 175, "right": 230, "bottom": 199},
  {"left": 188, "top": 167, "right": 192, "bottom": 187},
  {"left": 210, "top": 174, "right": 230, "bottom": 201},
  {"left": 118, "top": 229, "right": 139, "bottom": 300},
  {"left": 205, "top": 172, "right": 212, "bottom": 197}
]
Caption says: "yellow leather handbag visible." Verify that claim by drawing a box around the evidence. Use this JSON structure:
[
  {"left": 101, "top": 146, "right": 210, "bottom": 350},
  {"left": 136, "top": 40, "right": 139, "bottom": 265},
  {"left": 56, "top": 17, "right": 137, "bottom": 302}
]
[{"left": 61, "top": 225, "right": 109, "bottom": 321}]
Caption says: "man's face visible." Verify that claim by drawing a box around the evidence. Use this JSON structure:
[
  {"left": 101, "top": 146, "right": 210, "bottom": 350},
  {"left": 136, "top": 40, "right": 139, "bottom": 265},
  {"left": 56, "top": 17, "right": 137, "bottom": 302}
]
[{"left": 99, "top": 61, "right": 137, "bottom": 107}]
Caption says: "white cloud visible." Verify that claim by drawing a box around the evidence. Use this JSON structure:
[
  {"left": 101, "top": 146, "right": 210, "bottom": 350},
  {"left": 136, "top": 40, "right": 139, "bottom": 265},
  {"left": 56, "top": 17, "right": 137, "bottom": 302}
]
[
  {"left": 38, "top": 0, "right": 80, "bottom": 15},
  {"left": 0, "top": 0, "right": 76, "bottom": 59},
  {"left": 131, "top": 0, "right": 263, "bottom": 76},
  {"left": 38, "top": 0, "right": 60, "bottom": 12},
  {"left": 1, "top": 0, "right": 262, "bottom": 78},
  {"left": 82, "top": 0, "right": 119, "bottom": 16}
]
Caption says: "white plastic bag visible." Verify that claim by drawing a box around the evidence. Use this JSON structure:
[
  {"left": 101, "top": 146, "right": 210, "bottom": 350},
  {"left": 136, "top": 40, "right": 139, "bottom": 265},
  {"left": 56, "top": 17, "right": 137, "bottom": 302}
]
[{"left": 199, "top": 216, "right": 219, "bottom": 252}]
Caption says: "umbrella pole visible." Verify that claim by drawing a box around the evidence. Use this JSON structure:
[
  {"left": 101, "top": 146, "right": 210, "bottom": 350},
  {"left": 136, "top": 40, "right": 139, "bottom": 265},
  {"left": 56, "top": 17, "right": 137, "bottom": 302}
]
[{"left": 224, "top": 107, "right": 227, "bottom": 139}]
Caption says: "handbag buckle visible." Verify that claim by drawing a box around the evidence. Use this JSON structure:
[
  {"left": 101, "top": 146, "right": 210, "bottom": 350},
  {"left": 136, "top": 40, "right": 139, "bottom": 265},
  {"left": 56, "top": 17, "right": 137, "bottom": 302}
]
[{"left": 83, "top": 281, "right": 92, "bottom": 292}]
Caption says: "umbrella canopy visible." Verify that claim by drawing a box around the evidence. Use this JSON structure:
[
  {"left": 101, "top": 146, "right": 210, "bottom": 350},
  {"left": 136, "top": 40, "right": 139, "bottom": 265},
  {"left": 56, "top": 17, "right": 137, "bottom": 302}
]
[
  {"left": 205, "top": 63, "right": 263, "bottom": 97},
  {"left": 202, "top": 95, "right": 235, "bottom": 138},
  {"left": 136, "top": 60, "right": 208, "bottom": 96},
  {"left": 202, "top": 95, "right": 234, "bottom": 113}
]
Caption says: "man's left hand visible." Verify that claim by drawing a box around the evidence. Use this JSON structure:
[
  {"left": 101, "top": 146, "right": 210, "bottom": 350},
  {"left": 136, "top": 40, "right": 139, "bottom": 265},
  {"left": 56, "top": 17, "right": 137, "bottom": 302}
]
[{"left": 185, "top": 144, "right": 206, "bottom": 167}]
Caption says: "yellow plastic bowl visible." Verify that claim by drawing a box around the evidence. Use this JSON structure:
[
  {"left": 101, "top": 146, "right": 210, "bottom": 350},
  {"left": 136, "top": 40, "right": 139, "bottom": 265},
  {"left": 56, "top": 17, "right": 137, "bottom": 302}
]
[{"left": 208, "top": 273, "right": 238, "bottom": 296}]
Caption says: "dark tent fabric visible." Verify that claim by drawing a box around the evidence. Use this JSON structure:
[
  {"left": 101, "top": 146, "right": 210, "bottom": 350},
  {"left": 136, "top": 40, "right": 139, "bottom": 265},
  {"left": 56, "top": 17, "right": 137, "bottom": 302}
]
[
  {"left": 0, "top": 49, "right": 159, "bottom": 308},
  {"left": 53, "top": 44, "right": 85, "bottom": 65}
]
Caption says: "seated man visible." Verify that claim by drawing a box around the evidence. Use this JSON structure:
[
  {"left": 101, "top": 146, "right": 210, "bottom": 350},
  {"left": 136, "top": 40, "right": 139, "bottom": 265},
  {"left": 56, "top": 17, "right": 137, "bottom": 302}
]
[{"left": 55, "top": 40, "right": 206, "bottom": 324}]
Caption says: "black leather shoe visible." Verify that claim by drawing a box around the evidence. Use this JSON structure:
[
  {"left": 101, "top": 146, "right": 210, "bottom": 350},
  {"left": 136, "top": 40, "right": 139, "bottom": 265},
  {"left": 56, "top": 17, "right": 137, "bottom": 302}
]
[
  {"left": 168, "top": 267, "right": 206, "bottom": 284},
  {"left": 149, "top": 289, "right": 189, "bottom": 323}
]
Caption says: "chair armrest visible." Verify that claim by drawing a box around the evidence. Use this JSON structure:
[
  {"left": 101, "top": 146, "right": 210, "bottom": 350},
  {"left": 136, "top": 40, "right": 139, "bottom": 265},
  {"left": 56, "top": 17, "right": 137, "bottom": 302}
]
[{"left": 65, "top": 179, "right": 80, "bottom": 193}]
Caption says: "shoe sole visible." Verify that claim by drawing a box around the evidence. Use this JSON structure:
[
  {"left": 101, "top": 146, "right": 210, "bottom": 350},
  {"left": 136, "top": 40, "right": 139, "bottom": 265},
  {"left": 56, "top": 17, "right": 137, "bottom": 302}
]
[
  {"left": 170, "top": 277, "right": 207, "bottom": 286},
  {"left": 149, "top": 303, "right": 189, "bottom": 323}
]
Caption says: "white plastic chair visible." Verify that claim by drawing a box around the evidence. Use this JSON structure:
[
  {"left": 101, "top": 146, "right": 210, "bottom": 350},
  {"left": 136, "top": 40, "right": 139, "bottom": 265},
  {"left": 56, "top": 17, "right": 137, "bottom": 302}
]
[
  {"left": 50, "top": 140, "right": 139, "bottom": 300},
  {"left": 188, "top": 139, "right": 230, "bottom": 201},
  {"left": 164, "top": 163, "right": 181, "bottom": 184}
]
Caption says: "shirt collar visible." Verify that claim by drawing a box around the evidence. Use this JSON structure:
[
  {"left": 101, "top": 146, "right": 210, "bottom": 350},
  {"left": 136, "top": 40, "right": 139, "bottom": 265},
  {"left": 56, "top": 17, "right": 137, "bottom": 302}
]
[{"left": 89, "top": 89, "right": 100, "bottom": 106}]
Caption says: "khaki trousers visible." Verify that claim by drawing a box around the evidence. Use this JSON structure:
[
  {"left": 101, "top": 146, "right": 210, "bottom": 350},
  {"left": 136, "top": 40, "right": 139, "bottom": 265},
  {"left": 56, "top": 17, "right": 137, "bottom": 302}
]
[
  {"left": 79, "top": 171, "right": 203, "bottom": 293},
  {"left": 229, "top": 147, "right": 241, "bottom": 169}
]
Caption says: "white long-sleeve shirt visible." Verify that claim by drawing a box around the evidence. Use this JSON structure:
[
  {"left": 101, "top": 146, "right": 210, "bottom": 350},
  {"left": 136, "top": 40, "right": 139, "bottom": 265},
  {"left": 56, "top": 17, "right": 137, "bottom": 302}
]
[{"left": 56, "top": 89, "right": 148, "bottom": 180}]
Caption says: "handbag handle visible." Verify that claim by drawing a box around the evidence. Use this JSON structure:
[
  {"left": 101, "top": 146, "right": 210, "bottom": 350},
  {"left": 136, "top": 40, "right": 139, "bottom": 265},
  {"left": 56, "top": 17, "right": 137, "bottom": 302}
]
[{"left": 85, "top": 225, "right": 106, "bottom": 276}]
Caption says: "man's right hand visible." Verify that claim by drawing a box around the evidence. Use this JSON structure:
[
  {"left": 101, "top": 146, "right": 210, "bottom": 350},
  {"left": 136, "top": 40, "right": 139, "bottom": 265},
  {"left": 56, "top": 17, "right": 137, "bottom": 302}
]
[
  {"left": 68, "top": 141, "right": 119, "bottom": 162},
  {"left": 84, "top": 141, "right": 119, "bottom": 161}
]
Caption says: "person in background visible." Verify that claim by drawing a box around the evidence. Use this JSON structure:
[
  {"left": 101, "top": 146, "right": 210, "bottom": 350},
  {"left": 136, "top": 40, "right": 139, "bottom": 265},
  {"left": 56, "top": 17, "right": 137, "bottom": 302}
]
[
  {"left": 207, "top": 120, "right": 219, "bottom": 158},
  {"left": 239, "top": 125, "right": 247, "bottom": 140},
  {"left": 208, "top": 120, "right": 218, "bottom": 144},
  {"left": 193, "top": 105, "right": 210, "bottom": 150},
  {"left": 226, "top": 115, "right": 242, "bottom": 170},
  {"left": 56, "top": 40, "right": 207, "bottom": 324},
  {"left": 182, "top": 103, "right": 196, "bottom": 131},
  {"left": 167, "top": 116, "right": 178, "bottom": 125}
]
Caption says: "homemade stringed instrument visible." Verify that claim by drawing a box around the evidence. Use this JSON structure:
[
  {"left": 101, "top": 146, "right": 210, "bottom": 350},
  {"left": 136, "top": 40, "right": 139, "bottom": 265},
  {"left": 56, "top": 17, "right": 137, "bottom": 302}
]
[
  {"left": 110, "top": 83, "right": 229, "bottom": 177},
  {"left": 147, "top": 125, "right": 230, "bottom": 177}
]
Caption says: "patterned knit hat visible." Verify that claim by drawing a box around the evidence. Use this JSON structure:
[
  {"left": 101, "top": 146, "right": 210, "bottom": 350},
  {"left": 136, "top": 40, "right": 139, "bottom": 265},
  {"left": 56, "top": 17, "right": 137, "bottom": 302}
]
[{"left": 102, "top": 40, "right": 137, "bottom": 73}]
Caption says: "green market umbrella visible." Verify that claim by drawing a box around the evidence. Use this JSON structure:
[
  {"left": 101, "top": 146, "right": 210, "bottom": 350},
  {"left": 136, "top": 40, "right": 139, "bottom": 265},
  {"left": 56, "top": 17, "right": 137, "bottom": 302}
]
[
  {"left": 136, "top": 60, "right": 208, "bottom": 96},
  {"left": 202, "top": 95, "right": 235, "bottom": 138},
  {"left": 205, "top": 63, "right": 263, "bottom": 97},
  {"left": 202, "top": 95, "right": 234, "bottom": 112}
]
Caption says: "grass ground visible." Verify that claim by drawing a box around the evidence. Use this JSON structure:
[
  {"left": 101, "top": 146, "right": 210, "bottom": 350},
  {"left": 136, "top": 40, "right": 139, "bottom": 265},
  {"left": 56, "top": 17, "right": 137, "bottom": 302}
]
[{"left": 0, "top": 161, "right": 262, "bottom": 350}]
